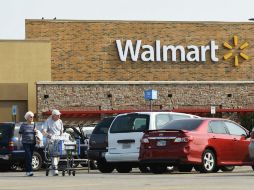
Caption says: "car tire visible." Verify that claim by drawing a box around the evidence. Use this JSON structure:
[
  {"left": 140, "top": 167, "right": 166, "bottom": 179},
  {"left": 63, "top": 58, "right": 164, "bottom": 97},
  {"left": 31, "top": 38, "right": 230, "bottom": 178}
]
[
  {"left": 150, "top": 164, "right": 167, "bottom": 174},
  {"left": 97, "top": 160, "right": 114, "bottom": 173},
  {"left": 89, "top": 160, "right": 98, "bottom": 170},
  {"left": 251, "top": 166, "right": 254, "bottom": 171},
  {"left": 139, "top": 165, "right": 150, "bottom": 173},
  {"left": 32, "top": 151, "right": 43, "bottom": 171},
  {"left": 177, "top": 165, "right": 193, "bottom": 172},
  {"left": 221, "top": 166, "right": 235, "bottom": 172},
  {"left": 199, "top": 149, "right": 218, "bottom": 173},
  {"left": 116, "top": 165, "right": 132, "bottom": 173},
  {"left": 166, "top": 166, "right": 175, "bottom": 173}
]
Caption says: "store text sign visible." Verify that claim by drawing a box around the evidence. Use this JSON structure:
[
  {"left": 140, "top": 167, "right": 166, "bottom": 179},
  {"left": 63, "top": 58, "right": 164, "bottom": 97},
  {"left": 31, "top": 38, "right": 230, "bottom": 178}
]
[{"left": 116, "top": 40, "right": 219, "bottom": 62}]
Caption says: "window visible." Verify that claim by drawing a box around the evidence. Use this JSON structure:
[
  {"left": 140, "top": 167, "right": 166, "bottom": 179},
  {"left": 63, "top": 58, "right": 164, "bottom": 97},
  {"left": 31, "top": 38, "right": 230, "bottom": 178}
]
[
  {"left": 0, "top": 124, "right": 14, "bottom": 143},
  {"left": 156, "top": 114, "right": 193, "bottom": 129},
  {"left": 171, "top": 114, "right": 193, "bottom": 120},
  {"left": 224, "top": 121, "right": 247, "bottom": 136},
  {"left": 110, "top": 114, "right": 149, "bottom": 133},
  {"left": 92, "top": 117, "right": 115, "bottom": 134},
  {"left": 156, "top": 114, "right": 171, "bottom": 129},
  {"left": 209, "top": 121, "right": 228, "bottom": 134},
  {"left": 161, "top": 119, "right": 203, "bottom": 131}
]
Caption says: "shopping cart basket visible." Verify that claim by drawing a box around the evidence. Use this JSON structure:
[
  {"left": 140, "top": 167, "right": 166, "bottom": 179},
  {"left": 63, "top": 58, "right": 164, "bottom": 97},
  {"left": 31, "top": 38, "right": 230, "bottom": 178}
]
[{"left": 44, "top": 138, "right": 80, "bottom": 176}]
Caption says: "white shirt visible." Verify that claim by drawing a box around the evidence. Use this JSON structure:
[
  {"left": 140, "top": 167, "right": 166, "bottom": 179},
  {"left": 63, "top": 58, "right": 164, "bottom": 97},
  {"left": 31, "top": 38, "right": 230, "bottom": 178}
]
[{"left": 43, "top": 116, "right": 63, "bottom": 136}]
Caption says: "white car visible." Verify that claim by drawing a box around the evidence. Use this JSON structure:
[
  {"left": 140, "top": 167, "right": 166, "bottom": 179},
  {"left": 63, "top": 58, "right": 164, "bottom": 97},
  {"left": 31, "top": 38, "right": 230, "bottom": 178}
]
[{"left": 104, "top": 112, "right": 199, "bottom": 173}]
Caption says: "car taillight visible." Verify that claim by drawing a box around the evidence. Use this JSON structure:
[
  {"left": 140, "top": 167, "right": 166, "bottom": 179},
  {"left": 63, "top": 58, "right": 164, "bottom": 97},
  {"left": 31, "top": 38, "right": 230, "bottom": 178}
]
[
  {"left": 8, "top": 141, "right": 14, "bottom": 151},
  {"left": 174, "top": 136, "right": 193, "bottom": 143}
]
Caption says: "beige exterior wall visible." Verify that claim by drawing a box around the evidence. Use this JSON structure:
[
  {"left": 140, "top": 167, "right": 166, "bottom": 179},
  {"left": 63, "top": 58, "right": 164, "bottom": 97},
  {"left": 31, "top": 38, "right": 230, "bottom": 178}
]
[{"left": 0, "top": 40, "right": 51, "bottom": 114}]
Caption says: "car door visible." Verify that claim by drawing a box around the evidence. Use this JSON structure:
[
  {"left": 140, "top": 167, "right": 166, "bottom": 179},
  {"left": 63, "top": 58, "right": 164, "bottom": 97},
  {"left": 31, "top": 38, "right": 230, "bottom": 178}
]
[
  {"left": 224, "top": 121, "right": 250, "bottom": 163},
  {"left": 107, "top": 113, "right": 150, "bottom": 161},
  {"left": 208, "top": 121, "right": 235, "bottom": 163}
]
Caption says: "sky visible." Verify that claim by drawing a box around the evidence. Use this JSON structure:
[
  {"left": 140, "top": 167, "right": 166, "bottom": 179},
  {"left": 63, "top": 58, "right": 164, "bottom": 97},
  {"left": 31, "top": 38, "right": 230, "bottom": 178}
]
[{"left": 1, "top": 0, "right": 254, "bottom": 39}]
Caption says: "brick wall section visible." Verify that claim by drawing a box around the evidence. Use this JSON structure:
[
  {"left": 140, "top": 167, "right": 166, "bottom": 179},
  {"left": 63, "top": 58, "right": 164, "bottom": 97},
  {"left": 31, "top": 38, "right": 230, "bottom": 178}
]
[
  {"left": 36, "top": 81, "right": 254, "bottom": 118},
  {"left": 26, "top": 20, "right": 254, "bottom": 81}
]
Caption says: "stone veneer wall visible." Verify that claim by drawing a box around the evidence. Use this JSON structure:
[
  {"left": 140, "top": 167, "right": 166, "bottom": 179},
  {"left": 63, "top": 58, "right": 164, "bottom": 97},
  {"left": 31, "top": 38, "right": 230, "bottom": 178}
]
[{"left": 37, "top": 81, "right": 254, "bottom": 119}]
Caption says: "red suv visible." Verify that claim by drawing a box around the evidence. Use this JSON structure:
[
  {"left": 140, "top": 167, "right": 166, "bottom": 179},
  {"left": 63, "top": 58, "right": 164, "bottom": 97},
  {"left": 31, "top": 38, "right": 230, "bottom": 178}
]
[{"left": 139, "top": 118, "right": 254, "bottom": 173}]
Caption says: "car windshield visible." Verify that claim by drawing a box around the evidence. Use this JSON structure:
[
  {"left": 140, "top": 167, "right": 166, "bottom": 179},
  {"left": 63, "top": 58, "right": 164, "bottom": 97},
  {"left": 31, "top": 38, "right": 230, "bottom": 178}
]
[
  {"left": 161, "top": 119, "right": 203, "bottom": 131},
  {"left": 92, "top": 117, "right": 115, "bottom": 134},
  {"left": 110, "top": 114, "right": 150, "bottom": 133}
]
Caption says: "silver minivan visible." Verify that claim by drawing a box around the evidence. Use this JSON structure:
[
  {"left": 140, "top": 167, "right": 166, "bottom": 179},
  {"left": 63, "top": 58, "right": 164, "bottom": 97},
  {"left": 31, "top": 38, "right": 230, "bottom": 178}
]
[{"left": 104, "top": 112, "right": 199, "bottom": 173}]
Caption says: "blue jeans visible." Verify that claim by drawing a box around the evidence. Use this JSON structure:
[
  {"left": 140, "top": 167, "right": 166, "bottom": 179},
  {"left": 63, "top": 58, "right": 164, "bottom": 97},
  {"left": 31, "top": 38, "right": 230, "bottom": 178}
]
[{"left": 23, "top": 143, "right": 35, "bottom": 172}]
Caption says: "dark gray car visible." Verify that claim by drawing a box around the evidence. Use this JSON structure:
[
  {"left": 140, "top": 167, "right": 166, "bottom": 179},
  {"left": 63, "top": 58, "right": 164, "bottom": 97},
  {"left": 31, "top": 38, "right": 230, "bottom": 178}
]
[
  {"left": 87, "top": 117, "right": 115, "bottom": 173},
  {"left": 0, "top": 122, "right": 45, "bottom": 171}
]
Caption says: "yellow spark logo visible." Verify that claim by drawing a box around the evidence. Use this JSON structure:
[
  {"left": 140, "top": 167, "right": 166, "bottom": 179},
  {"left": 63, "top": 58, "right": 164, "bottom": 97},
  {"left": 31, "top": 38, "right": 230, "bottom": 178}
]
[{"left": 223, "top": 36, "right": 249, "bottom": 67}]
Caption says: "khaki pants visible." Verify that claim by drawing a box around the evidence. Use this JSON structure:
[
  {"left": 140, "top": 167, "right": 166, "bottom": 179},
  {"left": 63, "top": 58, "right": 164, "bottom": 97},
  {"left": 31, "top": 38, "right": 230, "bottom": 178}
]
[{"left": 51, "top": 156, "right": 60, "bottom": 175}]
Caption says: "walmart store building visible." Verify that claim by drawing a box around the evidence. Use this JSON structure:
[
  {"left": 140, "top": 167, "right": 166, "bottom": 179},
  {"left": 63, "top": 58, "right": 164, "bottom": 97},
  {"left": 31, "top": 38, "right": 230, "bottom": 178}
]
[{"left": 1, "top": 19, "right": 254, "bottom": 122}]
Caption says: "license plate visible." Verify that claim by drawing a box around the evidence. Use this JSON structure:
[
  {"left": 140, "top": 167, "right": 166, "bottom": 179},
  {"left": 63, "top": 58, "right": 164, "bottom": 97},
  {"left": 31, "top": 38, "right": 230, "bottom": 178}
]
[
  {"left": 157, "top": 140, "right": 166, "bottom": 146},
  {"left": 122, "top": 143, "right": 131, "bottom": 149}
]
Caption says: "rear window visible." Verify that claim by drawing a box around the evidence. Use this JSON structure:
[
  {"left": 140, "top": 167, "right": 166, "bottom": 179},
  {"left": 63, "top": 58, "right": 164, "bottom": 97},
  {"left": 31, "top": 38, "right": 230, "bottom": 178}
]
[
  {"left": 110, "top": 114, "right": 150, "bottom": 133},
  {"left": 0, "top": 124, "right": 14, "bottom": 143},
  {"left": 92, "top": 117, "right": 115, "bottom": 134},
  {"left": 161, "top": 119, "right": 203, "bottom": 131}
]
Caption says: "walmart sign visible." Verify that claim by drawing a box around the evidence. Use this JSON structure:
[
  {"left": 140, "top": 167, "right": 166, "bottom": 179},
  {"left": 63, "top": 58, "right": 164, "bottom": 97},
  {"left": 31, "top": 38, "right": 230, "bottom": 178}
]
[{"left": 116, "top": 40, "right": 219, "bottom": 63}]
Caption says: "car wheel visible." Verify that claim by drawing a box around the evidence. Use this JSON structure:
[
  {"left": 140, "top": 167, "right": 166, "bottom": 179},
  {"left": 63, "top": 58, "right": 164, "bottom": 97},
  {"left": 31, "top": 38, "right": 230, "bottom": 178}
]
[
  {"left": 10, "top": 162, "right": 21, "bottom": 171},
  {"left": 221, "top": 166, "right": 235, "bottom": 172},
  {"left": 32, "top": 152, "right": 42, "bottom": 171},
  {"left": 150, "top": 164, "right": 167, "bottom": 174},
  {"left": 199, "top": 149, "right": 217, "bottom": 173},
  {"left": 177, "top": 165, "right": 193, "bottom": 172},
  {"left": 97, "top": 160, "right": 114, "bottom": 173},
  {"left": 166, "top": 166, "right": 175, "bottom": 173},
  {"left": 252, "top": 166, "right": 254, "bottom": 171},
  {"left": 139, "top": 165, "right": 150, "bottom": 173},
  {"left": 89, "top": 160, "right": 97, "bottom": 170},
  {"left": 116, "top": 165, "right": 132, "bottom": 173}
]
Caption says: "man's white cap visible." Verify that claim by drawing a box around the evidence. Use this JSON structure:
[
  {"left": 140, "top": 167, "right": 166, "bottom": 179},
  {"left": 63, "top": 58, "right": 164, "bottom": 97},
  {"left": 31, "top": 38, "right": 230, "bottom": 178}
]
[
  {"left": 51, "top": 109, "right": 61, "bottom": 115},
  {"left": 24, "top": 111, "right": 34, "bottom": 120}
]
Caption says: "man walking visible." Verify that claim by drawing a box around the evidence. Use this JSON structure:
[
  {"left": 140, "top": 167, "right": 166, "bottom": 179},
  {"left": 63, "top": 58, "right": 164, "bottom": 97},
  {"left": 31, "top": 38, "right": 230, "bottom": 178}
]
[{"left": 43, "top": 109, "right": 63, "bottom": 176}]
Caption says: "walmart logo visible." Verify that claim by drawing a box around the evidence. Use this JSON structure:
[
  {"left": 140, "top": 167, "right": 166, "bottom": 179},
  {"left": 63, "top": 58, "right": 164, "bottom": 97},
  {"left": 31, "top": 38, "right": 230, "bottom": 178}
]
[{"left": 223, "top": 36, "right": 249, "bottom": 67}]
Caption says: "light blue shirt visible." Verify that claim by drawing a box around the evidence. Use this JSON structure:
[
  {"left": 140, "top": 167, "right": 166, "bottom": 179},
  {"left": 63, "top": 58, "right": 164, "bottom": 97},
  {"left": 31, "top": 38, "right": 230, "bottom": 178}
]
[{"left": 43, "top": 116, "right": 63, "bottom": 136}]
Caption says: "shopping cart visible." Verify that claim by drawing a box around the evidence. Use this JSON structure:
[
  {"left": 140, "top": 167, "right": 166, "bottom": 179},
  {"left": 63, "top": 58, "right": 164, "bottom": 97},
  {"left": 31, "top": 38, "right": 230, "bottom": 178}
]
[{"left": 44, "top": 136, "right": 80, "bottom": 176}]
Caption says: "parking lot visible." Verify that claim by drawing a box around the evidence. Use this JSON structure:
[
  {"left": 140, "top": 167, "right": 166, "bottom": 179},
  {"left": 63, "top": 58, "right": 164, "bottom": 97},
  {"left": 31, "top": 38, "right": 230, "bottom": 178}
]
[{"left": 0, "top": 167, "right": 254, "bottom": 190}]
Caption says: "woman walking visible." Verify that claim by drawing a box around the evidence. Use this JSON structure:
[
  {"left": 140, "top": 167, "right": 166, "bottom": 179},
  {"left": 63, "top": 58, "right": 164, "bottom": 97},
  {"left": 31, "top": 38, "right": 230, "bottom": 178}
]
[{"left": 19, "top": 111, "right": 36, "bottom": 176}]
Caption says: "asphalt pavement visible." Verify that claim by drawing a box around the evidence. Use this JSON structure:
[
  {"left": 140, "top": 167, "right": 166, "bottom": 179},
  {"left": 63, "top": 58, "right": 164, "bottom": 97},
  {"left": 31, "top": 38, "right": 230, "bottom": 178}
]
[{"left": 0, "top": 167, "right": 254, "bottom": 190}]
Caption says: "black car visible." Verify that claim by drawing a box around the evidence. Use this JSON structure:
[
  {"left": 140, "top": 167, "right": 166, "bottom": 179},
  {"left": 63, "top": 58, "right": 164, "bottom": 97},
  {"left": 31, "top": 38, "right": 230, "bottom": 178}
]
[
  {"left": 0, "top": 122, "right": 45, "bottom": 171},
  {"left": 87, "top": 116, "right": 115, "bottom": 173},
  {"left": 0, "top": 122, "right": 95, "bottom": 171}
]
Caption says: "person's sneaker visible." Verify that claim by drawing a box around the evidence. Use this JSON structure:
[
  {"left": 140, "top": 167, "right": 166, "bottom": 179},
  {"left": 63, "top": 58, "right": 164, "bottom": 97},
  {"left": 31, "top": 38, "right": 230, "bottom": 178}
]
[
  {"left": 53, "top": 173, "right": 58, "bottom": 176},
  {"left": 28, "top": 172, "right": 34, "bottom": 176}
]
